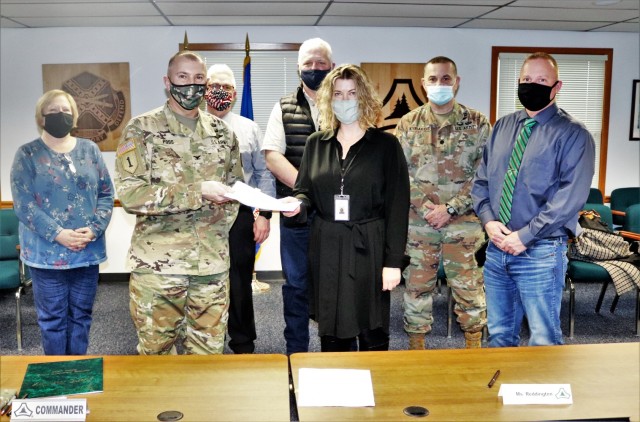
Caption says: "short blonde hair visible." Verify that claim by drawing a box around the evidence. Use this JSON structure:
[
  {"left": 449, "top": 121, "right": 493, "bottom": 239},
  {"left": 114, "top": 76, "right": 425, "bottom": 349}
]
[
  {"left": 35, "top": 89, "right": 79, "bottom": 134},
  {"left": 522, "top": 52, "right": 559, "bottom": 79},
  {"left": 167, "top": 50, "right": 206, "bottom": 76},
  {"left": 316, "top": 64, "right": 382, "bottom": 131}
]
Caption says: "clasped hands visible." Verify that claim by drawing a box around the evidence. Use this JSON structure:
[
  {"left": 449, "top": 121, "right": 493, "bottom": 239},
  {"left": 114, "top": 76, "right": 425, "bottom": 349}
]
[
  {"left": 55, "top": 227, "right": 95, "bottom": 252},
  {"left": 424, "top": 203, "right": 451, "bottom": 230},
  {"left": 484, "top": 220, "right": 527, "bottom": 255}
]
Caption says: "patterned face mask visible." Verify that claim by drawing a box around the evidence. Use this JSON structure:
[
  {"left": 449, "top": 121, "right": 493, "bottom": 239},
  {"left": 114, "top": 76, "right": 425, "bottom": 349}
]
[
  {"left": 169, "top": 80, "right": 206, "bottom": 110},
  {"left": 205, "top": 87, "right": 233, "bottom": 112}
]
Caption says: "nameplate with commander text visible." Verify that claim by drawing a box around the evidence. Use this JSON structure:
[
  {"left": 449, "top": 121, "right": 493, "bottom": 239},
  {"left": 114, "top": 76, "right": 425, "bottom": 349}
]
[{"left": 10, "top": 399, "right": 87, "bottom": 421}]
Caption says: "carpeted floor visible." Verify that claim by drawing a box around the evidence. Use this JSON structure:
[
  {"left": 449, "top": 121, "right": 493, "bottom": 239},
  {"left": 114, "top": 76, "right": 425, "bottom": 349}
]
[{"left": 0, "top": 276, "right": 638, "bottom": 355}]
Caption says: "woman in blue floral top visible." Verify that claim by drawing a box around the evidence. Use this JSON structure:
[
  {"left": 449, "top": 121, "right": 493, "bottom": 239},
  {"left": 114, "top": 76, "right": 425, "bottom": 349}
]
[{"left": 10, "top": 89, "right": 113, "bottom": 355}]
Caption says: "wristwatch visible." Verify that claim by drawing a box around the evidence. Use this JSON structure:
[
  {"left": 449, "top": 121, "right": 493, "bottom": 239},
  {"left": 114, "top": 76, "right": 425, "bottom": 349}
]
[{"left": 445, "top": 203, "right": 457, "bottom": 216}]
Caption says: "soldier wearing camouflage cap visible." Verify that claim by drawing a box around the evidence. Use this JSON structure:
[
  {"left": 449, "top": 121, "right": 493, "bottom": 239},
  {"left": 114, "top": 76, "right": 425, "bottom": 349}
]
[
  {"left": 395, "top": 56, "right": 489, "bottom": 350},
  {"left": 115, "top": 50, "right": 243, "bottom": 355}
]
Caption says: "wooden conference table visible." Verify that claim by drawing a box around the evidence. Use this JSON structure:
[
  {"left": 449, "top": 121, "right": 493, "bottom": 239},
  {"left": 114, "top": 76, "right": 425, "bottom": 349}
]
[
  {"left": 290, "top": 342, "right": 640, "bottom": 421},
  {"left": 0, "top": 354, "right": 290, "bottom": 421}
]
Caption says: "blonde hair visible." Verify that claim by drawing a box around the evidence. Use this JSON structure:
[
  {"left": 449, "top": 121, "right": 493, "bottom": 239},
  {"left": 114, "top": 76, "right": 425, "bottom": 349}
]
[
  {"left": 35, "top": 89, "right": 79, "bottom": 134},
  {"left": 316, "top": 64, "right": 382, "bottom": 131},
  {"left": 167, "top": 50, "right": 206, "bottom": 76},
  {"left": 522, "top": 52, "right": 559, "bottom": 79}
]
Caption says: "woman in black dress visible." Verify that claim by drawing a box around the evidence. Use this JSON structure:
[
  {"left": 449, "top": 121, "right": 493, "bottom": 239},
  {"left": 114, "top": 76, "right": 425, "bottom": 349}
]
[{"left": 282, "top": 64, "right": 409, "bottom": 352}]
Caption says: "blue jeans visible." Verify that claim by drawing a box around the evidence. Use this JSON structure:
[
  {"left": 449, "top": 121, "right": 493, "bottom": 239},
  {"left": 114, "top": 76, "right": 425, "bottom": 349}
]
[
  {"left": 280, "top": 213, "right": 313, "bottom": 354},
  {"left": 483, "top": 238, "right": 567, "bottom": 347},
  {"left": 29, "top": 265, "right": 99, "bottom": 355}
]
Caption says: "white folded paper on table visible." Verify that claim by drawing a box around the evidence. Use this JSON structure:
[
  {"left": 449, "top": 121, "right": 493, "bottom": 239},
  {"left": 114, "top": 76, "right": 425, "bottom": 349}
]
[
  {"left": 224, "top": 181, "right": 300, "bottom": 212},
  {"left": 297, "top": 368, "right": 375, "bottom": 407},
  {"left": 498, "top": 384, "right": 573, "bottom": 405}
]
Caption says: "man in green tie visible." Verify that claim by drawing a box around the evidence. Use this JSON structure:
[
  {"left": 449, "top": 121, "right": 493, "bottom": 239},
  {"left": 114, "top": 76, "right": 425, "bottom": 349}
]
[{"left": 471, "top": 52, "right": 595, "bottom": 347}]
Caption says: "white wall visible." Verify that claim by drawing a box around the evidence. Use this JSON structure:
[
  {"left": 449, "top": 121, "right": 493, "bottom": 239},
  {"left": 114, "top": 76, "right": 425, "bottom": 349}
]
[{"left": 1, "top": 26, "right": 638, "bottom": 273}]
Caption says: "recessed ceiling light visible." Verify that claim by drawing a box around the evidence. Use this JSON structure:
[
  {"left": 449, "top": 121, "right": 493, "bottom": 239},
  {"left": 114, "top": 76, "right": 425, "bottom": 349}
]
[{"left": 593, "top": 0, "right": 621, "bottom": 5}]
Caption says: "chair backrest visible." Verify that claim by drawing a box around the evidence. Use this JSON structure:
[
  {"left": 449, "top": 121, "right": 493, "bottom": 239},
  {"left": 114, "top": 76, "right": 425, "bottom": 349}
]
[
  {"left": 623, "top": 203, "right": 640, "bottom": 233},
  {"left": 610, "top": 187, "right": 640, "bottom": 225},
  {"left": 586, "top": 188, "right": 604, "bottom": 204},
  {"left": 582, "top": 203, "right": 614, "bottom": 230},
  {"left": 0, "top": 208, "right": 20, "bottom": 260}
]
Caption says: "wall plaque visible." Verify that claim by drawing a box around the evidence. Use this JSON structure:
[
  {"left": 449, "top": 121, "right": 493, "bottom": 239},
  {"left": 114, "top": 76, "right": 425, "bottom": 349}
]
[{"left": 43, "top": 62, "right": 131, "bottom": 151}]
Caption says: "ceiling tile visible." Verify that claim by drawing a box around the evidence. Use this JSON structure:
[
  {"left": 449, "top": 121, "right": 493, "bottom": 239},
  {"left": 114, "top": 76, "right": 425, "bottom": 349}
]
[
  {"left": 591, "top": 21, "right": 640, "bottom": 31},
  {"left": 0, "top": 2, "right": 158, "bottom": 17},
  {"left": 157, "top": 2, "right": 326, "bottom": 15},
  {"left": 0, "top": 0, "right": 636, "bottom": 31},
  {"left": 0, "top": 17, "right": 26, "bottom": 28},
  {"left": 326, "top": 3, "right": 496, "bottom": 18},
  {"left": 169, "top": 15, "right": 318, "bottom": 25},
  {"left": 483, "top": 5, "right": 635, "bottom": 21},
  {"left": 461, "top": 18, "right": 606, "bottom": 31},
  {"left": 12, "top": 16, "right": 169, "bottom": 27},
  {"left": 318, "top": 16, "right": 468, "bottom": 27},
  {"left": 332, "top": 0, "right": 510, "bottom": 3},
  {"left": 513, "top": 0, "right": 640, "bottom": 9}
]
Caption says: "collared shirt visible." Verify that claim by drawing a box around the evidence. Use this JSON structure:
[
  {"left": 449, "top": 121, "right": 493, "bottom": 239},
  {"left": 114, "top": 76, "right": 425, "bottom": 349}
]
[
  {"left": 219, "top": 112, "right": 275, "bottom": 197},
  {"left": 395, "top": 100, "right": 491, "bottom": 222},
  {"left": 11, "top": 138, "right": 113, "bottom": 269},
  {"left": 115, "top": 102, "right": 243, "bottom": 275},
  {"left": 471, "top": 103, "right": 595, "bottom": 246},
  {"left": 261, "top": 88, "right": 319, "bottom": 154}
]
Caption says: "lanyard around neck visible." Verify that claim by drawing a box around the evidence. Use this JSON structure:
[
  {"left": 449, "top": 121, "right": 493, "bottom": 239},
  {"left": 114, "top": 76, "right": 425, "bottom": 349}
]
[{"left": 334, "top": 139, "right": 365, "bottom": 195}]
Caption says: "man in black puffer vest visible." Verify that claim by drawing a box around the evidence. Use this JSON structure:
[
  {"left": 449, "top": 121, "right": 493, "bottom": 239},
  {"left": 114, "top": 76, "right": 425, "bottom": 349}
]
[{"left": 262, "top": 38, "right": 334, "bottom": 354}]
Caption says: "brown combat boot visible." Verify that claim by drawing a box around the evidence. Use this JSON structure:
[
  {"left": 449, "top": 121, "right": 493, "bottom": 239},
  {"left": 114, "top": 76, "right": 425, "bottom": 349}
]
[
  {"left": 464, "top": 331, "right": 482, "bottom": 349},
  {"left": 408, "top": 333, "right": 425, "bottom": 350}
]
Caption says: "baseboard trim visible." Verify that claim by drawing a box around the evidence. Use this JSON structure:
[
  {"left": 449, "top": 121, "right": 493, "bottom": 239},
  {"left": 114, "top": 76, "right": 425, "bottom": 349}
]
[
  {"left": 255, "top": 271, "right": 284, "bottom": 282},
  {"left": 99, "top": 271, "right": 284, "bottom": 283},
  {"left": 100, "top": 273, "right": 130, "bottom": 283}
]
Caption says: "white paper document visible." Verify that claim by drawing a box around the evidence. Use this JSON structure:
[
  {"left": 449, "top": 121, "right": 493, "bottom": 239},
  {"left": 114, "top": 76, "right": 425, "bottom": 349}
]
[
  {"left": 498, "top": 384, "right": 573, "bottom": 405},
  {"left": 297, "top": 368, "right": 375, "bottom": 407},
  {"left": 224, "top": 181, "right": 300, "bottom": 212}
]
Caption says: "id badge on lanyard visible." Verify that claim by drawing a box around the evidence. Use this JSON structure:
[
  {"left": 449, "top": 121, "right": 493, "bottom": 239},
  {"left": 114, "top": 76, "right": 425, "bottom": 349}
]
[
  {"left": 335, "top": 194, "right": 350, "bottom": 221},
  {"left": 334, "top": 140, "right": 364, "bottom": 222}
]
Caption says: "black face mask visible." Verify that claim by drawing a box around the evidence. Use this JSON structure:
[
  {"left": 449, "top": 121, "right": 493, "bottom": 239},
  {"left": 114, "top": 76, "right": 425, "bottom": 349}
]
[
  {"left": 300, "top": 69, "right": 330, "bottom": 91},
  {"left": 44, "top": 112, "right": 74, "bottom": 138},
  {"left": 517, "top": 81, "right": 558, "bottom": 112}
]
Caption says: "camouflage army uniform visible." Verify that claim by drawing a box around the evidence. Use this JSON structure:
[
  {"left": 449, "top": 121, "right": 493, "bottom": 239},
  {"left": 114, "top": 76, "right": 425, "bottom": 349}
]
[
  {"left": 395, "top": 101, "right": 490, "bottom": 337},
  {"left": 115, "top": 103, "right": 242, "bottom": 355}
]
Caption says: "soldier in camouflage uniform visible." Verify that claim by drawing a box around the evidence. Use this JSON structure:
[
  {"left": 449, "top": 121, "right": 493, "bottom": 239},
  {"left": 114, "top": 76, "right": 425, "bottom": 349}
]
[
  {"left": 115, "top": 51, "right": 243, "bottom": 355},
  {"left": 395, "top": 56, "right": 490, "bottom": 349}
]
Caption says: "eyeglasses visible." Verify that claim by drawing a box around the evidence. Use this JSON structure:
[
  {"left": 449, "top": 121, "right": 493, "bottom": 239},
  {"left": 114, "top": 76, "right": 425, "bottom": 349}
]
[
  {"left": 210, "top": 83, "right": 234, "bottom": 92},
  {"left": 63, "top": 154, "right": 76, "bottom": 174}
]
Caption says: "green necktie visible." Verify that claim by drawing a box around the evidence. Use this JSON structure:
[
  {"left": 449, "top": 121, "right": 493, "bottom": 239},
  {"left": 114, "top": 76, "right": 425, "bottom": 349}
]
[{"left": 498, "top": 118, "right": 537, "bottom": 225}]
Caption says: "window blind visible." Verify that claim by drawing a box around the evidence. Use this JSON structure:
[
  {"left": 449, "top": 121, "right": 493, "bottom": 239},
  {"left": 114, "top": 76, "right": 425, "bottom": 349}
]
[
  {"left": 198, "top": 50, "right": 300, "bottom": 131},
  {"left": 497, "top": 53, "right": 607, "bottom": 187}
]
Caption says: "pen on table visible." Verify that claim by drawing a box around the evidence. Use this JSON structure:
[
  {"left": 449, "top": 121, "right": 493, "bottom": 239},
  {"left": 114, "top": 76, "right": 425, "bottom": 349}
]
[
  {"left": 0, "top": 393, "right": 16, "bottom": 416},
  {"left": 487, "top": 369, "right": 500, "bottom": 388},
  {"left": 5, "top": 393, "right": 27, "bottom": 418},
  {"left": 0, "top": 394, "right": 16, "bottom": 417}
]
